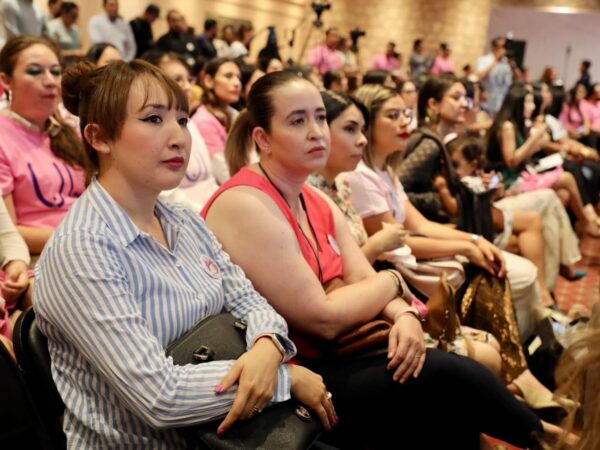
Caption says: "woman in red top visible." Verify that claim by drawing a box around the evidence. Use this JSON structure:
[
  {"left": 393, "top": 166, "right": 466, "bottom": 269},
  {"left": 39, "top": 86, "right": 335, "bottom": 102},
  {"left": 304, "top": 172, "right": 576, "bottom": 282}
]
[{"left": 202, "top": 71, "right": 575, "bottom": 448}]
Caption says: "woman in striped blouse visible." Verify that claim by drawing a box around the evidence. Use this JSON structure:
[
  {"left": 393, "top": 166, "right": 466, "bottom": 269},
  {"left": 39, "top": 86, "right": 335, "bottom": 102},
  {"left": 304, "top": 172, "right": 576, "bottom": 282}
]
[{"left": 33, "top": 59, "right": 335, "bottom": 449}]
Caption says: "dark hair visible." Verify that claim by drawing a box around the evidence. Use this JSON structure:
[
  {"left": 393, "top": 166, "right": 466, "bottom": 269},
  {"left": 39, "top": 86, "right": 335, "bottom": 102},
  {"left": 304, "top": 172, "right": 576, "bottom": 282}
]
[
  {"left": 440, "top": 42, "right": 448, "bottom": 51},
  {"left": 237, "top": 23, "right": 254, "bottom": 40},
  {"left": 446, "top": 135, "right": 486, "bottom": 169},
  {"left": 239, "top": 63, "right": 260, "bottom": 91},
  {"left": 321, "top": 90, "right": 369, "bottom": 129},
  {"left": 59, "top": 2, "right": 78, "bottom": 15},
  {"left": 582, "top": 60, "right": 591, "bottom": 70},
  {"left": 491, "top": 36, "right": 505, "bottom": 48},
  {"left": 145, "top": 4, "right": 160, "bottom": 16},
  {"left": 0, "top": 36, "right": 86, "bottom": 175},
  {"left": 225, "top": 71, "right": 308, "bottom": 175},
  {"left": 201, "top": 57, "right": 239, "bottom": 128},
  {"left": 204, "top": 19, "right": 217, "bottom": 31},
  {"left": 323, "top": 70, "right": 344, "bottom": 90},
  {"left": 258, "top": 55, "right": 282, "bottom": 73},
  {"left": 486, "top": 83, "right": 530, "bottom": 167},
  {"left": 413, "top": 39, "right": 422, "bottom": 50},
  {"left": 85, "top": 42, "right": 118, "bottom": 64},
  {"left": 417, "top": 75, "right": 459, "bottom": 126},
  {"left": 62, "top": 59, "right": 188, "bottom": 178},
  {"left": 363, "top": 69, "right": 389, "bottom": 86},
  {"left": 140, "top": 49, "right": 189, "bottom": 72}
]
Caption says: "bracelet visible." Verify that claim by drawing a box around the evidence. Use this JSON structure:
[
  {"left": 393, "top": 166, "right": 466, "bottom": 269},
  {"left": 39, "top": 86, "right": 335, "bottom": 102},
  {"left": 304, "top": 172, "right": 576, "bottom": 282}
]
[
  {"left": 397, "top": 308, "right": 425, "bottom": 323},
  {"left": 384, "top": 269, "right": 404, "bottom": 298}
]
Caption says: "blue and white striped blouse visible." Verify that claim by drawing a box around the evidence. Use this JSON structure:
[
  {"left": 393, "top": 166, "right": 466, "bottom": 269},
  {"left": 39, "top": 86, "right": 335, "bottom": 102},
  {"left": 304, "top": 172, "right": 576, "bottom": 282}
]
[{"left": 34, "top": 179, "right": 296, "bottom": 449}]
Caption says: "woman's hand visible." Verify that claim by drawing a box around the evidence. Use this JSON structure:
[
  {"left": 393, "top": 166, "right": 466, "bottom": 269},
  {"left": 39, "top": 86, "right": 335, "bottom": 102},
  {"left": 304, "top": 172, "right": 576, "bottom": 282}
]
[
  {"left": 289, "top": 365, "right": 337, "bottom": 431},
  {"left": 216, "top": 336, "right": 283, "bottom": 434},
  {"left": 1, "top": 260, "right": 29, "bottom": 306},
  {"left": 371, "top": 222, "right": 407, "bottom": 253},
  {"left": 386, "top": 312, "right": 426, "bottom": 383},
  {"left": 475, "top": 238, "right": 506, "bottom": 277},
  {"left": 465, "top": 242, "right": 495, "bottom": 275}
]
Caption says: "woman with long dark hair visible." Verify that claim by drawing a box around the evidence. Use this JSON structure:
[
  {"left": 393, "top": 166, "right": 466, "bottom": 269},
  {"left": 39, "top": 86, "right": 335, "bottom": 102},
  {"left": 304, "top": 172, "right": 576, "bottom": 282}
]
[
  {"left": 487, "top": 83, "right": 600, "bottom": 237},
  {"left": 202, "top": 71, "right": 576, "bottom": 449}
]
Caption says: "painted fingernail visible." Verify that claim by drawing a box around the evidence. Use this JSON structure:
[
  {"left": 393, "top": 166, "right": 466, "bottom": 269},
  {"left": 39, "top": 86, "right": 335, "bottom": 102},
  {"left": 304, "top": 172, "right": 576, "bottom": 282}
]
[{"left": 215, "top": 385, "right": 224, "bottom": 394}]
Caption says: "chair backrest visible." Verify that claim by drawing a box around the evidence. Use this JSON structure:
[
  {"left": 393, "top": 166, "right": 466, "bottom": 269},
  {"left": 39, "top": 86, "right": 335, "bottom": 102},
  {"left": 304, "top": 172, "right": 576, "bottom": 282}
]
[
  {"left": 13, "top": 307, "right": 66, "bottom": 449},
  {"left": 0, "top": 336, "right": 51, "bottom": 448}
]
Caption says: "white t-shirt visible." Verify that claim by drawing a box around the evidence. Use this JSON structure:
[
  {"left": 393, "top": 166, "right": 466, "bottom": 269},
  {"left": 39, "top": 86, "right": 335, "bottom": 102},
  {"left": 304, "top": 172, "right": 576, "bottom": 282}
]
[{"left": 337, "top": 160, "right": 408, "bottom": 224}]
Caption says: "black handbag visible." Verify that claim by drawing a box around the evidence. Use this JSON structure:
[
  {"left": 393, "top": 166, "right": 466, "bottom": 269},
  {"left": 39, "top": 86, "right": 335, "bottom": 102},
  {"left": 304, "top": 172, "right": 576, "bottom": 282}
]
[
  {"left": 165, "top": 313, "right": 322, "bottom": 450},
  {"left": 456, "top": 182, "right": 496, "bottom": 242}
]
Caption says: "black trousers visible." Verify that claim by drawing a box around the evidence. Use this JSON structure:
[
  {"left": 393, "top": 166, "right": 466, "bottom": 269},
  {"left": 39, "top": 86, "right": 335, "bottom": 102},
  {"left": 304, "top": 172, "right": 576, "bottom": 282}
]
[
  {"left": 562, "top": 159, "right": 600, "bottom": 206},
  {"left": 308, "top": 349, "right": 542, "bottom": 450}
]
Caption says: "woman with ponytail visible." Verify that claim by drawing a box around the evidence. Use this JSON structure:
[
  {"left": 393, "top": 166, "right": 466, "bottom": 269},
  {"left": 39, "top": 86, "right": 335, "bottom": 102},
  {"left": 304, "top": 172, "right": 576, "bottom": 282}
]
[
  {"left": 0, "top": 35, "right": 87, "bottom": 255},
  {"left": 202, "top": 71, "right": 577, "bottom": 449}
]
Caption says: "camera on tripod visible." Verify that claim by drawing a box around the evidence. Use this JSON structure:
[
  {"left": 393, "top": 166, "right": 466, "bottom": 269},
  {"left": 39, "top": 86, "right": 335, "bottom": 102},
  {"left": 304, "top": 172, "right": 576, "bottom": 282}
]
[
  {"left": 311, "top": 1, "right": 331, "bottom": 28},
  {"left": 350, "top": 28, "right": 366, "bottom": 51}
]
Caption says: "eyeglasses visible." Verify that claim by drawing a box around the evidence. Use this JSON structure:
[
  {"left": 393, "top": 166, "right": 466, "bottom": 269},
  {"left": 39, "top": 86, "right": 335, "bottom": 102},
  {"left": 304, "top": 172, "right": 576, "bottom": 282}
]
[{"left": 385, "top": 108, "right": 414, "bottom": 122}]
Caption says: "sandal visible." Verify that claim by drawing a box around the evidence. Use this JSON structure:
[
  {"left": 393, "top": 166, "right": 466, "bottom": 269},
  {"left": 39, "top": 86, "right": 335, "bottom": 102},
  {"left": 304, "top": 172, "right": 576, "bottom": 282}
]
[{"left": 511, "top": 379, "right": 579, "bottom": 423}]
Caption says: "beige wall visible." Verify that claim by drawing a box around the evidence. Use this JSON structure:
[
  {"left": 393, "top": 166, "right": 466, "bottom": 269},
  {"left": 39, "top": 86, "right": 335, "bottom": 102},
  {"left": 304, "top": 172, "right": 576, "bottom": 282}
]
[{"left": 57, "top": 0, "right": 600, "bottom": 74}]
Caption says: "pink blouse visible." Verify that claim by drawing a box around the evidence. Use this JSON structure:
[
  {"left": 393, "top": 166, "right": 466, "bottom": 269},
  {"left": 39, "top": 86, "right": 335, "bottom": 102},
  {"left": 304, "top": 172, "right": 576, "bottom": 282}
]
[{"left": 0, "top": 114, "right": 86, "bottom": 228}]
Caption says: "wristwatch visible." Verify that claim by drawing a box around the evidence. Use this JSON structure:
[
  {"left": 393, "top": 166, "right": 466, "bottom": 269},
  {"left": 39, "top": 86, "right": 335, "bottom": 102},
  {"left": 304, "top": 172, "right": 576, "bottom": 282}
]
[
  {"left": 470, "top": 234, "right": 480, "bottom": 244},
  {"left": 258, "top": 333, "right": 290, "bottom": 362}
]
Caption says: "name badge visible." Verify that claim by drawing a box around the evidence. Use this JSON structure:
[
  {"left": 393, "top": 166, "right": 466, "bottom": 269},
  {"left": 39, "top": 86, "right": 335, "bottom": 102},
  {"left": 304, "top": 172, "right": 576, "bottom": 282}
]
[
  {"left": 200, "top": 255, "right": 222, "bottom": 278},
  {"left": 327, "top": 234, "right": 341, "bottom": 255}
]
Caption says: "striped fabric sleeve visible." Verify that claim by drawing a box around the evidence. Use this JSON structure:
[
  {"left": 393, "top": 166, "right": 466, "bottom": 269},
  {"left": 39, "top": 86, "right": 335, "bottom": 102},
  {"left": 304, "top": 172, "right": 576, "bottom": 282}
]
[{"left": 36, "top": 229, "right": 290, "bottom": 428}]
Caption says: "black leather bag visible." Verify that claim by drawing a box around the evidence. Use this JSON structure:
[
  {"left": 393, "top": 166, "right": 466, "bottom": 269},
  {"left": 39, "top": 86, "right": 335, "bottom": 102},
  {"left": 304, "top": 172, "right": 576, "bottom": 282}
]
[
  {"left": 165, "top": 313, "right": 322, "bottom": 450},
  {"left": 456, "top": 182, "right": 496, "bottom": 242}
]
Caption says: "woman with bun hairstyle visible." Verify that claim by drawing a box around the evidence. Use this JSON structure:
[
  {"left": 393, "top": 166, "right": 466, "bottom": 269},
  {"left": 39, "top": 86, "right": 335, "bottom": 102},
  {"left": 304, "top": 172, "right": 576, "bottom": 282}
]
[
  {"left": 0, "top": 36, "right": 86, "bottom": 255},
  {"left": 34, "top": 59, "right": 335, "bottom": 448},
  {"left": 203, "top": 71, "right": 576, "bottom": 449},
  {"left": 191, "top": 57, "right": 242, "bottom": 183}
]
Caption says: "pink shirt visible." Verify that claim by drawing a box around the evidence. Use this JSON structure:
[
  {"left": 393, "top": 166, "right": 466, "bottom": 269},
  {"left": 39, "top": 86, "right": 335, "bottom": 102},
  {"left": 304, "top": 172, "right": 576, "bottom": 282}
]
[
  {"left": 581, "top": 99, "right": 600, "bottom": 130},
  {"left": 0, "top": 114, "right": 86, "bottom": 228},
  {"left": 191, "top": 105, "right": 227, "bottom": 158},
  {"left": 371, "top": 54, "right": 401, "bottom": 71},
  {"left": 431, "top": 55, "right": 455, "bottom": 75},
  {"left": 308, "top": 43, "right": 343, "bottom": 75},
  {"left": 338, "top": 161, "right": 408, "bottom": 224},
  {"left": 559, "top": 104, "right": 585, "bottom": 130}
]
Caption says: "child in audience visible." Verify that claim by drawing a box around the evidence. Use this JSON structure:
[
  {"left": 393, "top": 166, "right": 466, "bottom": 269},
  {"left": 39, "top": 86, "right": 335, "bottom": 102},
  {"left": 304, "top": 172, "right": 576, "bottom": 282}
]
[
  {"left": 0, "top": 36, "right": 87, "bottom": 255},
  {"left": 203, "top": 70, "right": 577, "bottom": 449},
  {"left": 486, "top": 83, "right": 600, "bottom": 237},
  {"left": 445, "top": 136, "right": 583, "bottom": 295}
]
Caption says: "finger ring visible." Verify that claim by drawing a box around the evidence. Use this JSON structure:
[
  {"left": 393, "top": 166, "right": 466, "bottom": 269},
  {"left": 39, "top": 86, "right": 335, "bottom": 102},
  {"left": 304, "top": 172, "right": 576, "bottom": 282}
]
[
  {"left": 250, "top": 406, "right": 262, "bottom": 416},
  {"left": 326, "top": 391, "right": 332, "bottom": 400}
]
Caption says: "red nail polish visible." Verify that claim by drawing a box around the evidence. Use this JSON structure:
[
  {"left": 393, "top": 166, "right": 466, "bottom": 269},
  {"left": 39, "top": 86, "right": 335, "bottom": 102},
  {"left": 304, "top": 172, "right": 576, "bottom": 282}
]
[
  {"left": 217, "top": 428, "right": 225, "bottom": 436},
  {"left": 215, "top": 385, "right": 223, "bottom": 394}
]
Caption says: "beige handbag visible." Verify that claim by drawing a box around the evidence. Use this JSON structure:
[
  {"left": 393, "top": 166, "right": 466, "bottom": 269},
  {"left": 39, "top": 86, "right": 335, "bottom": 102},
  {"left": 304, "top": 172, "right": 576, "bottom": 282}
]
[{"left": 395, "top": 257, "right": 465, "bottom": 298}]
